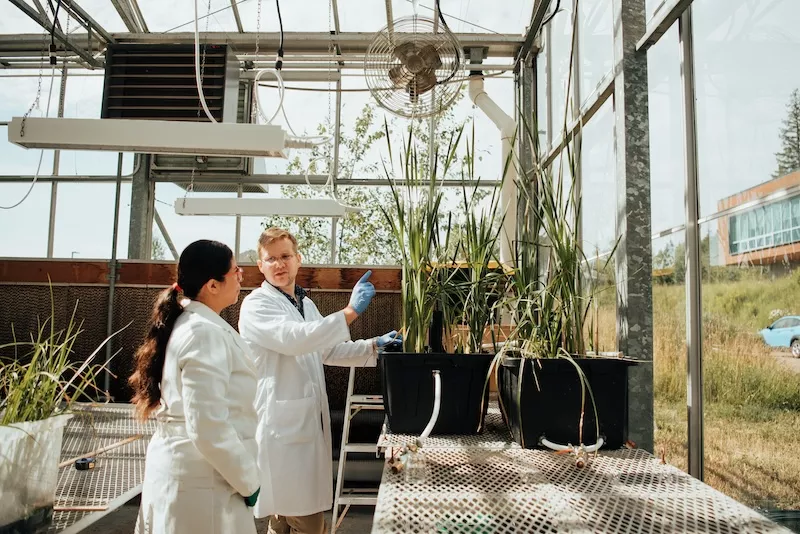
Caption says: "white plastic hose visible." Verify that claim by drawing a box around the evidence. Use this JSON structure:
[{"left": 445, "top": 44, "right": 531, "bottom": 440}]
[
  {"left": 540, "top": 436, "right": 605, "bottom": 453},
  {"left": 419, "top": 370, "right": 441, "bottom": 440},
  {"left": 194, "top": 0, "right": 217, "bottom": 123},
  {"left": 252, "top": 68, "right": 285, "bottom": 125}
]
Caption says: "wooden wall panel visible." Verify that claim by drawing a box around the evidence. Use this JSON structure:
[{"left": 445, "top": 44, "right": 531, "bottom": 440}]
[{"left": 0, "top": 260, "right": 402, "bottom": 291}]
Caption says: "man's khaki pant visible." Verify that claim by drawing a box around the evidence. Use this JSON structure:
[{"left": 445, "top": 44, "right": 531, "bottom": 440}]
[{"left": 266, "top": 512, "right": 326, "bottom": 534}]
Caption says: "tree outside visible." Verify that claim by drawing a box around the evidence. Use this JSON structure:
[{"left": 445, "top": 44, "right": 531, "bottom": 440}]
[
  {"left": 260, "top": 98, "right": 496, "bottom": 264},
  {"left": 772, "top": 88, "right": 800, "bottom": 179}
]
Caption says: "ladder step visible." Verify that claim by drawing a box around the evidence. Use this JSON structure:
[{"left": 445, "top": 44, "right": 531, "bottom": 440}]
[
  {"left": 349, "top": 395, "right": 383, "bottom": 404},
  {"left": 344, "top": 443, "right": 377, "bottom": 453},
  {"left": 337, "top": 495, "right": 377, "bottom": 506},
  {"left": 349, "top": 404, "right": 385, "bottom": 411}
]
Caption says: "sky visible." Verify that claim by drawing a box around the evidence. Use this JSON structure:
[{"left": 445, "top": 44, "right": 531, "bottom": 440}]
[{"left": 1, "top": 0, "right": 799, "bottom": 262}]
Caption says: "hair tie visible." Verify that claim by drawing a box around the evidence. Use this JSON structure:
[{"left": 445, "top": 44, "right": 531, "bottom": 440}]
[{"left": 172, "top": 282, "right": 182, "bottom": 293}]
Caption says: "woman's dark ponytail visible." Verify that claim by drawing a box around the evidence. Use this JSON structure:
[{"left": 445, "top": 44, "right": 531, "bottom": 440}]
[
  {"left": 129, "top": 239, "right": 233, "bottom": 421},
  {"left": 129, "top": 285, "right": 183, "bottom": 421}
]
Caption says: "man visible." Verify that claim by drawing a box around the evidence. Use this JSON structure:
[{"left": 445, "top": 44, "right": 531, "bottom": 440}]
[{"left": 238, "top": 227, "right": 402, "bottom": 534}]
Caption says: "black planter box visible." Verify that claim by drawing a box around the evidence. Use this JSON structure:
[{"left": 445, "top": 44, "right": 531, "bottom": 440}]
[
  {"left": 379, "top": 352, "right": 494, "bottom": 435},
  {"left": 497, "top": 356, "right": 637, "bottom": 449}
]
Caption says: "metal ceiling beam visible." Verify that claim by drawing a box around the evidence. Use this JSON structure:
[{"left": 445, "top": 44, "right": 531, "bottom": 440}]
[
  {"left": 637, "top": 0, "right": 693, "bottom": 51},
  {"left": 230, "top": 0, "right": 244, "bottom": 33},
  {"left": 110, "top": 0, "right": 141, "bottom": 32},
  {"left": 61, "top": 0, "right": 116, "bottom": 44},
  {"left": 6, "top": 0, "right": 102, "bottom": 68},
  {"left": 113, "top": 31, "right": 523, "bottom": 56},
  {"left": 128, "top": 0, "right": 149, "bottom": 32},
  {"left": 31, "top": 0, "right": 48, "bottom": 20},
  {"left": 0, "top": 32, "right": 522, "bottom": 57},
  {"left": 515, "top": 0, "right": 551, "bottom": 68}
]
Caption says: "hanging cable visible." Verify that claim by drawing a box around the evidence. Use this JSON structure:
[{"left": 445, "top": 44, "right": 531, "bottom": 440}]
[
  {"left": 49, "top": 0, "right": 63, "bottom": 65},
  {"left": 0, "top": 65, "right": 56, "bottom": 210},
  {"left": 274, "top": 0, "right": 284, "bottom": 71},
  {"left": 434, "top": 0, "right": 459, "bottom": 87},
  {"left": 542, "top": 0, "right": 561, "bottom": 26}
]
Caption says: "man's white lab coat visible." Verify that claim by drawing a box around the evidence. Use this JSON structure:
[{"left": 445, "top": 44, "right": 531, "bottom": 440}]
[{"left": 238, "top": 282, "right": 376, "bottom": 518}]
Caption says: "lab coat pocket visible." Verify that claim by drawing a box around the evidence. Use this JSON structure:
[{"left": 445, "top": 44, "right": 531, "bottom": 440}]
[{"left": 269, "top": 396, "right": 319, "bottom": 444}]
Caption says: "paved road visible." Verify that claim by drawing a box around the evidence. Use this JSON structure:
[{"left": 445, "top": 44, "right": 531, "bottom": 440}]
[{"left": 772, "top": 352, "right": 800, "bottom": 373}]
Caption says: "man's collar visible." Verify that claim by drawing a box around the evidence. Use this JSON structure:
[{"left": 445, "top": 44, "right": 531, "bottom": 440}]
[{"left": 268, "top": 283, "right": 306, "bottom": 302}]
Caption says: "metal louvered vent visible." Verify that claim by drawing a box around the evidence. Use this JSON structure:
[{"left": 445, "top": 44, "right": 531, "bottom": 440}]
[
  {"left": 102, "top": 43, "right": 239, "bottom": 122},
  {"left": 102, "top": 44, "right": 265, "bottom": 191}
]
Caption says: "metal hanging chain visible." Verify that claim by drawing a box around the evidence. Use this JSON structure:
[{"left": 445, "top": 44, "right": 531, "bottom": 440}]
[
  {"left": 188, "top": 0, "right": 213, "bottom": 199},
  {"left": 20, "top": 0, "right": 70, "bottom": 137},
  {"left": 251, "top": 0, "right": 263, "bottom": 123}
]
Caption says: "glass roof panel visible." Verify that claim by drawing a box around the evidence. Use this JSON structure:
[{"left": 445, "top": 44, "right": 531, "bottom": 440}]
[
  {"left": 70, "top": 0, "right": 129, "bottom": 33},
  {"left": 140, "top": 0, "right": 240, "bottom": 33},
  {"left": 237, "top": 0, "right": 334, "bottom": 33},
  {"left": 339, "top": 0, "right": 534, "bottom": 34},
  {"left": 0, "top": 1, "right": 50, "bottom": 34}
]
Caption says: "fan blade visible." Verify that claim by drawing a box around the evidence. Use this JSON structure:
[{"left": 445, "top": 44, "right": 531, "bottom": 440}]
[
  {"left": 393, "top": 42, "right": 418, "bottom": 66},
  {"left": 418, "top": 44, "right": 443, "bottom": 70},
  {"left": 389, "top": 65, "right": 413, "bottom": 88},
  {"left": 407, "top": 70, "right": 437, "bottom": 98}
]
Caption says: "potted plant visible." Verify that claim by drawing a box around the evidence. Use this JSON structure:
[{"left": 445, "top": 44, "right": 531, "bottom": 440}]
[
  {"left": 492, "top": 117, "right": 635, "bottom": 453},
  {"left": 0, "top": 287, "right": 123, "bottom": 532},
  {"left": 378, "top": 125, "right": 506, "bottom": 435}
]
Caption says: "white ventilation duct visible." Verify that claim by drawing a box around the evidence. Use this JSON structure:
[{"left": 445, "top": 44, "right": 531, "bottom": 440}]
[{"left": 468, "top": 75, "right": 517, "bottom": 267}]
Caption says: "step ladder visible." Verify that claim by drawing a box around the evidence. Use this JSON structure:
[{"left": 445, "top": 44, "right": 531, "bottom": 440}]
[{"left": 331, "top": 366, "right": 384, "bottom": 534}]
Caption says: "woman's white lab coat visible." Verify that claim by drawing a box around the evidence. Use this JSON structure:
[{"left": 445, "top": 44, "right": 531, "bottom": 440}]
[
  {"left": 135, "top": 300, "right": 261, "bottom": 534},
  {"left": 238, "top": 282, "right": 376, "bottom": 519}
]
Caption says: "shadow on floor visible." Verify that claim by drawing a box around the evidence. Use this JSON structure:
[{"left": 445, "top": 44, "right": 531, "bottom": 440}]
[{"left": 78, "top": 497, "right": 375, "bottom": 534}]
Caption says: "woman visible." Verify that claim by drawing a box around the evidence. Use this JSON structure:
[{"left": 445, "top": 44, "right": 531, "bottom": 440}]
[{"left": 129, "top": 239, "right": 260, "bottom": 534}]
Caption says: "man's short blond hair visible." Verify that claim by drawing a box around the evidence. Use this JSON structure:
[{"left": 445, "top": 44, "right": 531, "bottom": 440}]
[{"left": 257, "top": 227, "right": 298, "bottom": 256}]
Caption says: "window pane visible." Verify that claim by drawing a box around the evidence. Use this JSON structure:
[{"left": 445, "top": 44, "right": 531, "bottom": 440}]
[
  {"left": 579, "top": 0, "right": 614, "bottom": 102},
  {"left": 581, "top": 100, "right": 615, "bottom": 255},
  {"left": 648, "top": 25, "right": 686, "bottom": 234},
  {"left": 695, "top": 0, "right": 800, "bottom": 221}
]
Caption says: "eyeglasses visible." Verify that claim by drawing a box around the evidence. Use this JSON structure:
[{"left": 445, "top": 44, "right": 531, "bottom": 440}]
[{"left": 261, "top": 253, "right": 296, "bottom": 266}]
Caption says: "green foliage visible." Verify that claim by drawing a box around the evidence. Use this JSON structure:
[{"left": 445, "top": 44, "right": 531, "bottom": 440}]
[
  {"left": 151, "top": 236, "right": 167, "bottom": 261},
  {"left": 0, "top": 286, "right": 126, "bottom": 426},
  {"left": 503, "top": 112, "right": 616, "bottom": 360},
  {"left": 772, "top": 88, "right": 800, "bottom": 179},
  {"left": 651, "top": 282, "right": 800, "bottom": 411},
  {"left": 259, "top": 97, "right": 478, "bottom": 265}
]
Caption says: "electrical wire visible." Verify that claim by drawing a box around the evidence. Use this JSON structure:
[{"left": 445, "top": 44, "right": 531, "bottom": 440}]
[
  {"left": 434, "top": 0, "right": 459, "bottom": 87},
  {"left": 0, "top": 65, "right": 57, "bottom": 210},
  {"left": 542, "top": 0, "right": 561, "bottom": 26},
  {"left": 274, "top": 0, "right": 284, "bottom": 71}
]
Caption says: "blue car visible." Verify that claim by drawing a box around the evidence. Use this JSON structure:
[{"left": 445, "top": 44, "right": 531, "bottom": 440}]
[{"left": 759, "top": 316, "right": 800, "bottom": 357}]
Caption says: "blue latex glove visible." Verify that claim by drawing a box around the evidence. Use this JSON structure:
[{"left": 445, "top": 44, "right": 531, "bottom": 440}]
[
  {"left": 376, "top": 330, "right": 403, "bottom": 349},
  {"left": 244, "top": 487, "right": 260, "bottom": 507},
  {"left": 348, "top": 270, "right": 375, "bottom": 315}
]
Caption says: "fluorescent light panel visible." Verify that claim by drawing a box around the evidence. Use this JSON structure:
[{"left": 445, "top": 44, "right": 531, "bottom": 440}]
[
  {"left": 174, "top": 197, "right": 361, "bottom": 217},
  {"left": 7, "top": 117, "right": 288, "bottom": 158}
]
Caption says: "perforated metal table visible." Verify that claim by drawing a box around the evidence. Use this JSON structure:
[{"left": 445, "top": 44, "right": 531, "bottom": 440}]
[
  {"left": 372, "top": 404, "right": 791, "bottom": 533},
  {"left": 49, "top": 403, "right": 154, "bottom": 534}
]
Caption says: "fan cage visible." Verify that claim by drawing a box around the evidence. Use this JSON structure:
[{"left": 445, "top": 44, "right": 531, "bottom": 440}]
[{"left": 364, "top": 16, "right": 464, "bottom": 119}]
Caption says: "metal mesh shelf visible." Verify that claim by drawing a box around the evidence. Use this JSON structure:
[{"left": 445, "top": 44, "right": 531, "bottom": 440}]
[
  {"left": 372, "top": 447, "right": 791, "bottom": 533},
  {"left": 373, "top": 402, "right": 791, "bottom": 534},
  {"left": 48, "top": 403, "right": 154, "bottom": 533}
]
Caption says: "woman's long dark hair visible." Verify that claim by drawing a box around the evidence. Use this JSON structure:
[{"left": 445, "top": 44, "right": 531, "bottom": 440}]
[{"left": 129, "top": 239, "right": 233, "bottom": 421}]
